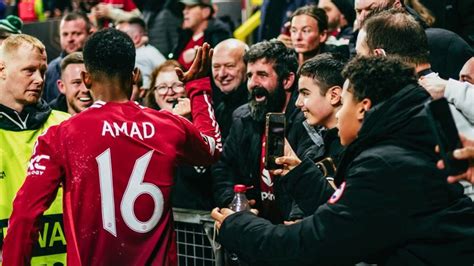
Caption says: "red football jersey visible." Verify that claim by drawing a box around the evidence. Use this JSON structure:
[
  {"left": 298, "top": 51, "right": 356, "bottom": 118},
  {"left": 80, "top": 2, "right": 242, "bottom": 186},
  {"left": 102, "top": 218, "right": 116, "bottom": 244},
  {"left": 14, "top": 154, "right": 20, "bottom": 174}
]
[{"left": 3, "top": 79, "right": 221, "bottom": 265}]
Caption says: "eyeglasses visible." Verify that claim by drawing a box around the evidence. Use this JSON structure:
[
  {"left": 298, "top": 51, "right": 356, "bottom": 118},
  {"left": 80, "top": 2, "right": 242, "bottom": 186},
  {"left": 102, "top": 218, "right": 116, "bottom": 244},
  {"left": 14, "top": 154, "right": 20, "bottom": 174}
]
[{"left": 154, "top": 83, "right": 185, "bottom": 95}]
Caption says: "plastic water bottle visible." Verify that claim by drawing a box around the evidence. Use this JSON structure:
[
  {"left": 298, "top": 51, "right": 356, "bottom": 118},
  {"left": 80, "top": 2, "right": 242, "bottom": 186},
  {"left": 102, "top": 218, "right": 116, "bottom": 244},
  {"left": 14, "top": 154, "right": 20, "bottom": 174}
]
[
  {"left": 227, "top": 184, "right": 251, "bottom": 265},
  {"left": 229, "top": 184, "right": 250, "bottom": 212}
]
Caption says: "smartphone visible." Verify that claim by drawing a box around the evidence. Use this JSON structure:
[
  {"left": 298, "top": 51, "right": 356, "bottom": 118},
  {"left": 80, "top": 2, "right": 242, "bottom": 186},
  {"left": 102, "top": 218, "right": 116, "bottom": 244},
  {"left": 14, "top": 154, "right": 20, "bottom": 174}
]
[
  {"left": 265, "top": 113, "right": 286, "bottom": 170},
  {"left": 426, "top": 98, "right": 468, "bottom": 176}
]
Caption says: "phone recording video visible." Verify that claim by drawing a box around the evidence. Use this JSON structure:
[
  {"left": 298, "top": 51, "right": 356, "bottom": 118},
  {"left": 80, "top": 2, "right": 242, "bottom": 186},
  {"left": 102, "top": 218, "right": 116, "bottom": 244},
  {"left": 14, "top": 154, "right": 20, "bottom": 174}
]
[
  {"left": 265, "top": 113, "right": 286, "bottom": 170},
  {"left": 426, "top": 98, "right": 468, "bottom": 176}
]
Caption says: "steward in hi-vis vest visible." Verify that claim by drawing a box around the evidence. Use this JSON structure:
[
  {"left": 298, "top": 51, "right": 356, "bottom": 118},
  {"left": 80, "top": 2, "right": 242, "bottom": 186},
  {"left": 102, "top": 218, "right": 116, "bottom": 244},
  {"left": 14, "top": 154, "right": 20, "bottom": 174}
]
[{"left": 0, "top": 99, "right": 69, "bottom": 265}]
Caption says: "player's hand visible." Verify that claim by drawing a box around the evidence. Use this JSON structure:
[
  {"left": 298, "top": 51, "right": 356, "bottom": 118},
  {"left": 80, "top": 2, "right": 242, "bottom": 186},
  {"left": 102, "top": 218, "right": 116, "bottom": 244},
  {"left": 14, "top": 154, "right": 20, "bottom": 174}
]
[
  {"left": 176, "top": 43, "right": 213, "bottom": 83},
  {"left": 418, "top": 75, "right": 447, "bottom": 100},
  {"left": 271, "top": 139, "right": 301, "bottom": 176},
  {"left": 437, "top": 135, "right": 474, "bottom": 184}
]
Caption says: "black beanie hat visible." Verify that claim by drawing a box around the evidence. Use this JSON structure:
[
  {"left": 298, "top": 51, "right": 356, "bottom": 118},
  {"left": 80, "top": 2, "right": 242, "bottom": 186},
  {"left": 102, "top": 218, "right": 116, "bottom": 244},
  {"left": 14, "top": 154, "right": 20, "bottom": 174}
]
[{"left": 331, "top": 0, "right": 356, "bottom": 26}]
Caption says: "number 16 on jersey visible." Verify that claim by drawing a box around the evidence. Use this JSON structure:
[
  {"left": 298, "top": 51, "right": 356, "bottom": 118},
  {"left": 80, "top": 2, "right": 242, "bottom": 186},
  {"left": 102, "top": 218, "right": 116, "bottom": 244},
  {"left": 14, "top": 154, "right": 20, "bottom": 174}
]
[{"left": 96, "top": 149, "right": 164, "bottom": 237}]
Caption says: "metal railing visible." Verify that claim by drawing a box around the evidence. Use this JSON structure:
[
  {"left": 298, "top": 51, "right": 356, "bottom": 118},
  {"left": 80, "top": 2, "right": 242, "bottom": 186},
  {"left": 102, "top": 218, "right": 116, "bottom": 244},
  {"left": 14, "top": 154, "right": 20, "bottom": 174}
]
[{"left": 173, "top": 208, "right": 224, "bottom": 266}]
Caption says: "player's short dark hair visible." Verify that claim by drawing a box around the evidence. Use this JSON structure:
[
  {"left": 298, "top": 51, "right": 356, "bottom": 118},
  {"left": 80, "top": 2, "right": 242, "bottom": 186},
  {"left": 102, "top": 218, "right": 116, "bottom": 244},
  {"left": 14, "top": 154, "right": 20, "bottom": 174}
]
[
  {"left": 341, "top": 56, "right": 417, "bottom": 106},
  {"left": 60, "top": 52, "right": 84, "bottom": 74},
  {"left": 291, "top": 5, "right": 328, "bottom": 33},
  {"left": 363, "top": 9, "right": 429, "bottom": 66},
  {"left": 83, "top": 28, "right": 135, "bottom": 80},
  {"left": 61, "top": 11, "right": 92, "bottom": 32},
  {"left": 298, "top": 53, "right": 346, "bottom": 95},
  {"left": 244, "top": 39, "right": 298, "bottom": 82}
]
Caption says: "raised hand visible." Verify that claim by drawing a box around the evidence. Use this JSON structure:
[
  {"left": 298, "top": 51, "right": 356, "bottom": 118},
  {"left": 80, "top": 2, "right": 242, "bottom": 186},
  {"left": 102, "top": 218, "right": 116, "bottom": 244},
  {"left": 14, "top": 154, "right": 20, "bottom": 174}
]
[{"left": 176, "top": 43, "right": 213, "bottom": 83}]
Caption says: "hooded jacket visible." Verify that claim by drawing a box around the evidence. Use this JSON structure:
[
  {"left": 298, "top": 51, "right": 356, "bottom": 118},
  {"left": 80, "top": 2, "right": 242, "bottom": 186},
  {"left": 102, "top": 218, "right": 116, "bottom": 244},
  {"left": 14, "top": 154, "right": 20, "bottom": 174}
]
[{"left": 217, "top": 84, "right": 474, "bottom": 265}]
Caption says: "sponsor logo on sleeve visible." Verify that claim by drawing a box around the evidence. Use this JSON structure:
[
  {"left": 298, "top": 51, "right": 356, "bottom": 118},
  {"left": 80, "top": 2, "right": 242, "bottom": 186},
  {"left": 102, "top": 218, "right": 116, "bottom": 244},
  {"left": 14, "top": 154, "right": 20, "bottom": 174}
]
[{"left": 27, "top": 155, "right": 50, "bottom": 175}]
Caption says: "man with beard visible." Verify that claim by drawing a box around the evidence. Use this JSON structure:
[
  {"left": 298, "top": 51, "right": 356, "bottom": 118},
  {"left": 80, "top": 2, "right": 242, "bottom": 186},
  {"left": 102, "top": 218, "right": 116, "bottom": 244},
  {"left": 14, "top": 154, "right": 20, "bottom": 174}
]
[
  {"left": 212, "top": 56, "right": 474, "bottom": 266},
  {"left": 49, "top": 52, "right": 93, "bottom": 115},
  {"left": 212, "top": 39, "right": 323, "bottom": 224}
]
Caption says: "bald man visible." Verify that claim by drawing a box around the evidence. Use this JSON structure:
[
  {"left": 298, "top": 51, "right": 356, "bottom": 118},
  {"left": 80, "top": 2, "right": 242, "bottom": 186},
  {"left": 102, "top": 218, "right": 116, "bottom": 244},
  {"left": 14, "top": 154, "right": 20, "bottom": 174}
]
[
  {"left": 460, "top": 57, "right": 474, "bottom": 84},
  {"left": 212, "top": 38, "right": 249, "bottom": 140}
]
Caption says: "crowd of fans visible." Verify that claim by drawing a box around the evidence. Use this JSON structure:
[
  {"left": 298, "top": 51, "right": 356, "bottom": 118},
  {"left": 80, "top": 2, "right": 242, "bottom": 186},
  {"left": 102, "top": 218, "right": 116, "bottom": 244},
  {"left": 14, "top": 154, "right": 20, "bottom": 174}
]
[{"left": 1, "top": 0, "right": 474, "bottom": 265}]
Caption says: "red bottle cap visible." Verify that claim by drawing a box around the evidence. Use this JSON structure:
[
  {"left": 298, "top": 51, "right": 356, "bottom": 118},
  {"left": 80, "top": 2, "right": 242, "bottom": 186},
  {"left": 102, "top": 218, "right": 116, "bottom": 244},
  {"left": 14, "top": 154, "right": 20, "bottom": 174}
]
[{"left": 233, "top": 184, "right": 247, "bottom": 193}]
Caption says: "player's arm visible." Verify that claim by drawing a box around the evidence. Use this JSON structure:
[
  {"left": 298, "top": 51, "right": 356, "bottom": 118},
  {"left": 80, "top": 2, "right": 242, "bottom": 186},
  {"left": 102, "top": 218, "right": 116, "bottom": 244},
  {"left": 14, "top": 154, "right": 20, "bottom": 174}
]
[
  {"left": 176, "top": 43, "right": 222, "bottom": 165},
  {"left": 2, "top": 126, "right": 64, "bottom": 265},
  {"left": 177, "top": 78, "right": 222, "bottom": 165}
]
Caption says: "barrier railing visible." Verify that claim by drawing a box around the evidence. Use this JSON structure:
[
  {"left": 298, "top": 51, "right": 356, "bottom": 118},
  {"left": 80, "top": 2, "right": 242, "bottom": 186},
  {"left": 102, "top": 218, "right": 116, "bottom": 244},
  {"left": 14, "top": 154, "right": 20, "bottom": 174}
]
[{"left": 173, "top": 208, "right": 223, "bottom": 266}]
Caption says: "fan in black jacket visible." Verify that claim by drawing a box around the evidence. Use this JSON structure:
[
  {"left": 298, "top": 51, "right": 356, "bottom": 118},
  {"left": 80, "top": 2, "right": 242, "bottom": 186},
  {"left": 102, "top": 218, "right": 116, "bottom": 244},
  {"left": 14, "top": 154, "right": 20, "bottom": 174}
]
[
  {"left": 211, "top": 40, "right": 324, "bottom": 224},
  {"left": 212, "top": 56, "right": 474, "bottom": 265}
]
